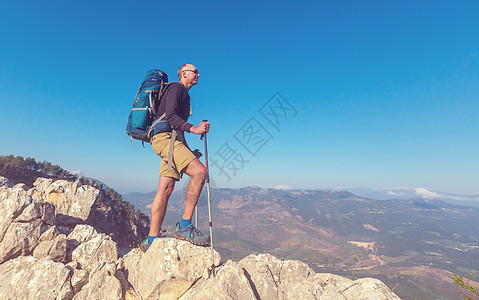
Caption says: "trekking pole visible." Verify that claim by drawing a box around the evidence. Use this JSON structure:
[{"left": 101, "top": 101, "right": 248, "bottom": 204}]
[
  {"left": 201, "top": 119, "right": 215, "bottom": 276},
  {"left": 194, "top": 206, "right": 198, "bottom": 228}
]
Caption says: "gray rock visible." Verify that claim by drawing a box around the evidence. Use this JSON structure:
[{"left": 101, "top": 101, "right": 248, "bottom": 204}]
[
  {"left": 180, "top": 260, "right": 257, "bottom": 300},
  {"left": 73, "top": 263, "right": 123, "bottom": 300},
  {"left": 0, "top": 219, "right": 43, "bottom": 263},
  {"left": 33, "top": 177, "right": 53, "bottom": 191},
  {"left": 0, "top": 256, "right": 73, "bottom": 300},
  {"left": 14, "top": 202, "right": 42, "bottom": 222},
  {"left": 239, "top": 254, "right": 401, "bottom": 300},
  {"left": 71, "top": 233, "right": 118, "bottom": 272},
  {"left": 123, "top": 237, "right": 221, "bottom": 299},
  {"left": 39, "top": 225, "right": 60, "bottom": 242},
  {"left": 238, "top": 253, "right": 282, "bottom": 299},
  {"left": 115, "top": 267, "right": 142, "bottom": 300},
  {"left": 67, "top": 224, "right": 100, "bottom": 255},
  {"left": 240, "top": 253, "right": 327, "bottom": 300},
  {"left": 0, "top": 176, "right": 14, "bottom": 189},
  {"left": 336, "top": 277, "right": 401, "bottom": 300},
  {"left": 0, "top": 185, "right": 57, "bottom": 263},
  {"left": 0, "top": 184, "right": 32, "bottom": 242},
  {"left": 71, "top": 268, "right": 89, "bottom": 294},
  {"left": 42, "top": 200, "right": 57, "bottom": 225},
  {"left": 33, "top": 233, "right": 67, "bottom": 262},
  {"left": 13, "top": 201, "right": 55, "bottom": 226},
  {"left": 29, "top": 178, "right": 100, "bottom": 225}
]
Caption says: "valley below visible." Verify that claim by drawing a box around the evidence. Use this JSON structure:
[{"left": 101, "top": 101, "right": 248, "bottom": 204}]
[{"left": 124, "top": 186, "right": 479, "bottom": 300}]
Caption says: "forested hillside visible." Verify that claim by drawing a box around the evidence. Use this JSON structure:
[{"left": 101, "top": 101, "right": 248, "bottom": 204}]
[
  {"left": 0, "top": 155, "right": 149, "bottom": 248},
  {"left": 0, "top": 155, "right": 77, "bottom": 188}
]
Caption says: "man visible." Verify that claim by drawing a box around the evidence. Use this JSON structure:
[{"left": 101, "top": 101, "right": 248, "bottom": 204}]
[{"left": 140, "top": 64, "right": 211, "bottom": 252}]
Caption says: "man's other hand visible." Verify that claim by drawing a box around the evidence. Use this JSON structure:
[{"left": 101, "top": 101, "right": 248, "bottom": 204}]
[{"left": 190, "top": 121, "right": 210, "bottom": 134}]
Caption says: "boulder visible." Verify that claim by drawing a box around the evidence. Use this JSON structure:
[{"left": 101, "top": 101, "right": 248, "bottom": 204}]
[
  {"left": 239, "top": 253, "right": 401, "bottom": 300},
  {"left": 123, "top": 237, "right": 221, "bottom": 300},
  {"left": 0, "top": 256, "right": 73, "bottom": 300},
  {"left": 0, "top": 183, "right": 32, "bottom": 242},
  {"left": 0, "top": 176, "right": 14, "bottom": 189},
  {"left": 33, "top": 233, "right": 67, "bottom": 262},
  {"left": 71, "top": 233, "right": 118, "bottom": 272},
  {"left": 0, "top": 219, "right": 43, "bottom": 263},
  {"left": 72, "top": 263, "right": 123, "bottom": 300},
  {"left": 39, "top": 225, "right": 60, "bottom": 242},
  {"left": 180, "top": 260, "right": 257, "bottom": 300},
  {"left": 67, "top": 224, "right": 100, "bottom": 253},
  {"left": 71, "top": 268, "right": 89, "bottom": 294},
  {"left": 334, "top": 277, "right": 401, "bottom": 300},
  {"left": 29, "top": 178, "right": 100, "bottom": 225},
  {"left": 238, "top": 253, "right": 282, "bottom": 299},
  {"left": 0, "top": 190, "right": 56, "bottom": 263}
]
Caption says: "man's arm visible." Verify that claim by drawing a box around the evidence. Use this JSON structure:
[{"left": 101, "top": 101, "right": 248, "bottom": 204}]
[{"left": 164, "top": 83, "right": 209, "bottom": 134}]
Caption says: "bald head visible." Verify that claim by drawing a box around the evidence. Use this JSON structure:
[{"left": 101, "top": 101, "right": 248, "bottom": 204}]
[
  {"left": 177, "top": 64, "right": 200, "bottom": 91},
  {"left": 177, "top": 64, "right": 195, "bottom": 79}
]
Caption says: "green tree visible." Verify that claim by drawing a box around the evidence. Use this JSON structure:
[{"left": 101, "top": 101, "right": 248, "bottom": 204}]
[{"left": 453, "top": 273, "right": 479, "bottom": 300}]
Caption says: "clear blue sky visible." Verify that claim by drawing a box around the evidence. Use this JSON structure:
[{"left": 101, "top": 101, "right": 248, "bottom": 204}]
[{"left": 1, "top": 1, "right": 478, "bottom": 194}]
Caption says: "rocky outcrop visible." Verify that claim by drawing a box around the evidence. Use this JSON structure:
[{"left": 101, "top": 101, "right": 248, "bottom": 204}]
[
  {"left": 70, "top": 230, "right": 117, "bottom": 272},
  {"left": 0, "top": 256, "right": 74, "bottom": 299},
  {"left": 123, "top": 238, "right": 221, "bottom": 299},
  {"left": 180, "top": 260, "right": 258, "bottom": 299},
  {"left": 33, "top": 228, "right": 67, "bottom": 262},
  {"left": 72, "top": 263, "right": 124, "bottom": 300},
  {"left": 238, "top": 253, "right": 400, "bottom": 299},
  {"left": 0, "top": 176, "right": 401, "bottom": 299},
  {"left": 24, "top": 177, "right": 148, "bottom": 248},
  {"left": 0, "top": 180, "right": 56, "bottom": 263},
  {"left": 28, "top": 178, "right": 99, "bottom": 225}
]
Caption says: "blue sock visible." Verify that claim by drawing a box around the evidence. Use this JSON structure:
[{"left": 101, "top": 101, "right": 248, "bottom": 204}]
[
  {"left": 180, "top": 218, "right": 191, "bottom": 229},
  {"left": 147, "top": 235, "right": 157, "bottom": 244}
]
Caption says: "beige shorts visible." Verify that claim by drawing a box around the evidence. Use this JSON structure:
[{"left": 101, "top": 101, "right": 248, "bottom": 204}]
[{"left": 151, "top": 132, "right": 196, "bottom": 181}]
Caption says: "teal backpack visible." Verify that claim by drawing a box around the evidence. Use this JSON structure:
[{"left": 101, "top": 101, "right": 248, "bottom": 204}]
[{"left": 126, "top": 69, "right": 171, "bottom": 143}]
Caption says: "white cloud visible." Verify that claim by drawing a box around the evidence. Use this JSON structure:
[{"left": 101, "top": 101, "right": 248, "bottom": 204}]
[
  {"left": 415, "top": 188, "right": 442, "bottom": 199},
  {"left": 69, "top": 170, "right": 84, "bottom": 177},
  {"left": 381, "top": 187, "right": 414, "bottom": 191},
  {"left": 386, "top": 191, "right": 401, "bottom": 196},
  {"left": 274, "top": 185, "right": 291, "bottom": 190}
]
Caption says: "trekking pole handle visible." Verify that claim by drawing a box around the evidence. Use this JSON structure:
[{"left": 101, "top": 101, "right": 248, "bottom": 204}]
[
  {"left": 201, "top": 120, "right": 210, "bottom": 175},
  {"left": 200, "top": 120, "right": 208, "bottom": 140}
]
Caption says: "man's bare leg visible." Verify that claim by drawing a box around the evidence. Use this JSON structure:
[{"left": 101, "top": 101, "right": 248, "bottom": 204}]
[
  {"left": 173, "top": 158, "right": 210, "bottom": 246},
  {"left": 149, "top": 176, "right": 176, "bottom": 237},
  {"left": 182, "top": 159, "right": 207, "bottom": 220}
]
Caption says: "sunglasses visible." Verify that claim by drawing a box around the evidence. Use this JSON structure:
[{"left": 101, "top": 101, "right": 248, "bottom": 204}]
[{"left": 184, "top": 69, "right": 199, "bottom": 74}]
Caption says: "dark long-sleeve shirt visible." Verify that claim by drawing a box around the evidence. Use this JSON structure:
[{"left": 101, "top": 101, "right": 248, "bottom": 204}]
[{"left": 157, "top": 82, "right": 192, "bottom": 147}]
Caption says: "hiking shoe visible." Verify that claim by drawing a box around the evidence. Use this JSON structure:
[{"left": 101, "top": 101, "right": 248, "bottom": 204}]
[
  {"left": 140, "top": 239, "right": 151, "bottom": 253},
  {"left": 139, "top": 230, "right": 168, "bottom": 253},
  {"left": 140, "top": 238, "right": 158, "bottom": 253},
  {"left": 174, "top": 222, "right": 210, "bottom": 246}
]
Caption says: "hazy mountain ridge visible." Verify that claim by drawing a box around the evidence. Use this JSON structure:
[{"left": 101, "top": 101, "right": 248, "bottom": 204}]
[
  {"left": 346, "top": 187, "right": 479, "bottom": 207},
  {"left": 125, "top": 186, "right": 479, "bottom": 300}
]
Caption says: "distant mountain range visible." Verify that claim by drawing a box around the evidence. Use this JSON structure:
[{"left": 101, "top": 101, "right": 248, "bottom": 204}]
[
  {"left": 343, "top": 187, "right": 479, "bottom": 208},
  {"left": 123, "top": 186, "right": 479, "bottom": 300},
  {"left": 123, "top": 186, "right": 479, "bottom": 216}
]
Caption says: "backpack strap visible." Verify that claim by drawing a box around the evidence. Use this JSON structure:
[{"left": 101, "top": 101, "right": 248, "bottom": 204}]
[
  {"left": 161, "top": 82, "right": 186, "bottom": 173},
  {"left": 147, "top": 113, "right": 166, "bottom": 139},
  {"left": 167, "top": 130, "right": 177, "bottom": 172}
]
